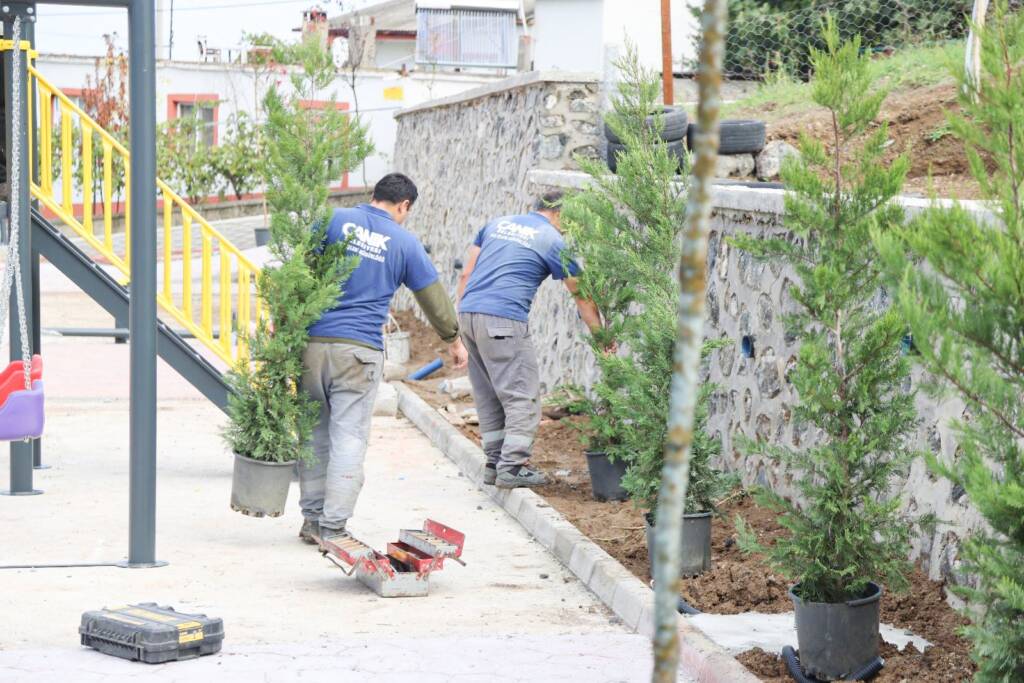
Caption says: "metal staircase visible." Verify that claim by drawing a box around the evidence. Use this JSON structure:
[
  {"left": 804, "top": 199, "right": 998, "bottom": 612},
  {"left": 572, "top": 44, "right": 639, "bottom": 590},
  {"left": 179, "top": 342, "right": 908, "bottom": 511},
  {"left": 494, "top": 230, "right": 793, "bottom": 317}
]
[{"left": 22, "top": 59, "right": 264, "bottom": 413}]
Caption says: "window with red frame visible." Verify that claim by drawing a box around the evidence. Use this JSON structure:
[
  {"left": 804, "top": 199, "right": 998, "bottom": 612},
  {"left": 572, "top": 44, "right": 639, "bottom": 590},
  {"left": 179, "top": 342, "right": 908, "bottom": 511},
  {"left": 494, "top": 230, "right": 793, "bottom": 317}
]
[{"left": 167, "top": 94, "right": 220, "bottom": 147}]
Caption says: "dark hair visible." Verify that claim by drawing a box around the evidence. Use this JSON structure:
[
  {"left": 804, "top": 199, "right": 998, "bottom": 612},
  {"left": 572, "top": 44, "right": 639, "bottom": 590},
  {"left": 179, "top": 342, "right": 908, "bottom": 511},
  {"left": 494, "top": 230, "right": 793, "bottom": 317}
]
[
  {"left": 534, "top": 190, "right": 564, "bottom": 212},
  {"left": 372, "top": 173, "right": 418, "bottom": 205}
]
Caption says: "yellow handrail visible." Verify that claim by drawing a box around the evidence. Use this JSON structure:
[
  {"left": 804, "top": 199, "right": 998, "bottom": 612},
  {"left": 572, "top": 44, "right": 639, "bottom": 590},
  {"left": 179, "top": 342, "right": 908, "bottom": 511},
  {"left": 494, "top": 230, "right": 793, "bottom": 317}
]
[{"left": 23, "top": 62, "right": 263, "bottom": 368}]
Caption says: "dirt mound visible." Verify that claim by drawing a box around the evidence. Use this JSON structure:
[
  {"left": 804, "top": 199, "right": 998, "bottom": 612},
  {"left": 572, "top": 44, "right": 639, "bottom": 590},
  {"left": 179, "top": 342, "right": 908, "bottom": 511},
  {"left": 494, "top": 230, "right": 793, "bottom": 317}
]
[{"left": 763, "top": 83, "right": 980, "bottom": 199}]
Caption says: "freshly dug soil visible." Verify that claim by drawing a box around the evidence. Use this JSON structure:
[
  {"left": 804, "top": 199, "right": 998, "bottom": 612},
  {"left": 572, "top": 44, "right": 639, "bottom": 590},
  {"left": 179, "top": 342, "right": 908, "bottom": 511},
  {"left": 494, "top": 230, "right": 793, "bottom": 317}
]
[
  {"left": 731, "top": 82, "right": 984, "bottom": 200},
  {"left": 394, "top": 311, "right": 975, "bottom": 682}
]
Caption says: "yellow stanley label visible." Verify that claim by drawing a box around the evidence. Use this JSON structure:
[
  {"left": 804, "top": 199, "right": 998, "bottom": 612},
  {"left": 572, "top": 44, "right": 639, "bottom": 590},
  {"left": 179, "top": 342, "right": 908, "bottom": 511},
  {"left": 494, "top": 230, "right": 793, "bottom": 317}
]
[{"left": 177, "top": 621, "right": 204, "bottom": 645}]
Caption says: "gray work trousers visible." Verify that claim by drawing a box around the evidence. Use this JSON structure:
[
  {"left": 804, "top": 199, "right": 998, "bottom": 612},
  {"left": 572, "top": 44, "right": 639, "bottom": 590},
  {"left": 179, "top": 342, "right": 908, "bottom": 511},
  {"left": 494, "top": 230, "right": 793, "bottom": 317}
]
[
  {"left": 298, "top": 341, "right": 383, "bottom": 530},
  {"left": 459, "top": 312, "right": 541, "bottom": 473}
]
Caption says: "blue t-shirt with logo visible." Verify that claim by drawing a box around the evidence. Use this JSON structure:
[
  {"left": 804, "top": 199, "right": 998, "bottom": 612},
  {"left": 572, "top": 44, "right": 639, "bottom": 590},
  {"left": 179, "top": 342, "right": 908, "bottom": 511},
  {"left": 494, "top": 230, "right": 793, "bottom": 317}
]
[
  {"left": 459, "top": 212, "right": 581, "bottom": 322},
  {"left": 308, "top": 204, "right": 438, "bottom": 349}
]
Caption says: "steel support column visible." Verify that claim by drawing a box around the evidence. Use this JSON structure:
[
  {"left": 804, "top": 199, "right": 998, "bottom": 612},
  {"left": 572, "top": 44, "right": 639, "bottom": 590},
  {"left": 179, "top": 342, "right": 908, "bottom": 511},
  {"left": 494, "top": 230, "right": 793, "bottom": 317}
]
[
  {"left": 125, "top": 0, "right": 163, "bottom": 567},
  {"left": 2, "top": 3, "right": 41, "bottom": 496},
  {"left": 24, "top": 15, "right": 46, "bottom": 470}
]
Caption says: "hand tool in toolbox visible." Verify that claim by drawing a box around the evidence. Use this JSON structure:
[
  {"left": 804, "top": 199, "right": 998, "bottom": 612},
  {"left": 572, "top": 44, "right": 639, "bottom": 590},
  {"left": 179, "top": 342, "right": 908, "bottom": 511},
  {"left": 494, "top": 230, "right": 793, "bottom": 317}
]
[{"left": 319, "top": 519, "right": 465, "bottom": 597}]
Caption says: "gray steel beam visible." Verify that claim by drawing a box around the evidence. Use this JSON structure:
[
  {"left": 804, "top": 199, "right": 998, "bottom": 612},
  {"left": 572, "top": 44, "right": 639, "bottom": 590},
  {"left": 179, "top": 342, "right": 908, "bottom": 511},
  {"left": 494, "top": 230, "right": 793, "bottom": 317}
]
[
  {"left": 2, "top": 7, "right": 41, "bottom": 496},
  {"left": 24, "top": 16, "right": 46, "bottom": 471},
  {"left": 127, "top": 0, "right": 161, "bottom": 567}
]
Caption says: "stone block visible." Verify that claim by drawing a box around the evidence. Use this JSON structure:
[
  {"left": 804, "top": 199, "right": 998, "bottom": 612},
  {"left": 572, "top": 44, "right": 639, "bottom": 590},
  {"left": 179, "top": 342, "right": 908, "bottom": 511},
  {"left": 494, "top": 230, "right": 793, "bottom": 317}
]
[
  {"left": 373, "top": 382, "right": 398, "bottom": 417},
  {"left": 610, "top": 579, "right": 650, "bottom": 631},
  {"left": 715, "top": 153, "right": 756, "bottom": 178},
  {"left": 568, "top": 543, "right": 606, "bottom": 584},
  {"left": 588, "top": 558, "right": 631, "bottom": 606},
  {"left": 756, "top": 140, "right": 800, "bottom": 180}
]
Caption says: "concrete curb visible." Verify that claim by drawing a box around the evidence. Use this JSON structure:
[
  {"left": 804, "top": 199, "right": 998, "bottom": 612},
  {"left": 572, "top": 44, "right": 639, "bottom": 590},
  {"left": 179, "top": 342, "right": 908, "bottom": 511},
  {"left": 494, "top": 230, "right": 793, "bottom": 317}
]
[{"left": 395, "top": 382, "right": 759, "bottom": 683}]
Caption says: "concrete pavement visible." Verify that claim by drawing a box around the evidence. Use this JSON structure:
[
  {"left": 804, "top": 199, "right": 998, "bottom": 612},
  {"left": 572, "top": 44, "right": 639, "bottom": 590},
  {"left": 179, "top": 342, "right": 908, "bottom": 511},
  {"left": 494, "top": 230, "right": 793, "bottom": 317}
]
[{"left": 0, "top": 213, "right": 696, "bottom": 681}]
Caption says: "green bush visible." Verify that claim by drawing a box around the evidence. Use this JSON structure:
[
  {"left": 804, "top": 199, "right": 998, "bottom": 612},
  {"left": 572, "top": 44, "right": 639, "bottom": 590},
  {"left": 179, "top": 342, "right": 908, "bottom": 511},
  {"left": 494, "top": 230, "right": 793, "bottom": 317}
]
[
  {"left": 212, "top": 112, "right": 266, "bottom": 201},
  {"left": 875, "top": 3, "right": 1024, "bottom": 677},
  {"left": 562, "top": 44, "right": 728, "bottom": 514},
  {"left": 731, "top": 20, "right": 916, "bottom": 603}
]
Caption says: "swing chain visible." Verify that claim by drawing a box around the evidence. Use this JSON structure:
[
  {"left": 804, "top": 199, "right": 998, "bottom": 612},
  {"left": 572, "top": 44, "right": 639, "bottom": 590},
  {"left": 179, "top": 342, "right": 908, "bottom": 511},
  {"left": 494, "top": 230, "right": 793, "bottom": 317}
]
[{"left": 0, "top": 16, "right": 34, "bottom": 391}]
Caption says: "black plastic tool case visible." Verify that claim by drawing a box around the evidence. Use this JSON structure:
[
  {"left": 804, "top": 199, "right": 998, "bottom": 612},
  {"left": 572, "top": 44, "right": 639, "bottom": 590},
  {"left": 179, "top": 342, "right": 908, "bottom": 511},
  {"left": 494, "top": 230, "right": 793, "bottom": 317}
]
[{"left": 79, "top": 603, "right": 223, "bottom": 664}]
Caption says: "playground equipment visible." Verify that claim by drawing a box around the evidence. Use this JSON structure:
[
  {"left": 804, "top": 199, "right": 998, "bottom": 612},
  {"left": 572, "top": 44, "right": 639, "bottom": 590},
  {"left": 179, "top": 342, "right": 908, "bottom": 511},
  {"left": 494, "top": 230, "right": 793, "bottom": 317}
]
[
  {"left": 320, "top": 520, "right": 466, "bottom": 597},
  {"left": 0, "top": 1, "right": 256, "bottom": 566}
]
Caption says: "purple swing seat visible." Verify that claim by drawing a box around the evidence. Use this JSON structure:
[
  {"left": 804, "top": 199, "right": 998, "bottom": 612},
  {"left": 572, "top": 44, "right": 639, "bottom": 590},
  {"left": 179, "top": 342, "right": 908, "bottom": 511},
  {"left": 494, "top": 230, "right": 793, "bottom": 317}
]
[{"left": 0, "top": 380, "right": 45, "bottom": 441}]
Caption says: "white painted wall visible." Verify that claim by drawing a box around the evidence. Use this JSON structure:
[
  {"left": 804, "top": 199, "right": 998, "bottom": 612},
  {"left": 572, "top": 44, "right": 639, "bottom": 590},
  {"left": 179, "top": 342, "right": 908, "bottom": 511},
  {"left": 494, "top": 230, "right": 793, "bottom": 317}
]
[
  {"left": 374, "top": 39, "right": 417, "bottom": 70},
  {"left": 533, "top": 0, "right": 604, "bottom": 72},
  {"left": 533, "top": 0, "right": 701, "bottom": 77},
  {"left": 34, "top": 54, "right": 499, "bottom": 190}
]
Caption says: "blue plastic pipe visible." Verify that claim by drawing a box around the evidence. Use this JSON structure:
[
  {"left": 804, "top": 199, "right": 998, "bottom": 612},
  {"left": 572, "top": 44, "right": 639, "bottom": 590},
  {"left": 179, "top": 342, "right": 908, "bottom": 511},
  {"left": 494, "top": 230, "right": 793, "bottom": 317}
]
[{"left": 408, "top": 357, "right": 443, "bottom": 380}]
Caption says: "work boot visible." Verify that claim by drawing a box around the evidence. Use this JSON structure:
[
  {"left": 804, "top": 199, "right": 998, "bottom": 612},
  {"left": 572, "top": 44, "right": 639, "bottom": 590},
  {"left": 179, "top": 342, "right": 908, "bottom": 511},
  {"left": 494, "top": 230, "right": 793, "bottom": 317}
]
[
  {"left": 483, "top": 463, "right": 497, "bottom": 485},
  {"left": 318, "top": 524, "right": 351, "bottom": 551},
  {"left": 495, "top": 464, "right": 549, "bottom": 489},
  {"left": 299, "top": 518, "right": 320, "bottom": 545}
]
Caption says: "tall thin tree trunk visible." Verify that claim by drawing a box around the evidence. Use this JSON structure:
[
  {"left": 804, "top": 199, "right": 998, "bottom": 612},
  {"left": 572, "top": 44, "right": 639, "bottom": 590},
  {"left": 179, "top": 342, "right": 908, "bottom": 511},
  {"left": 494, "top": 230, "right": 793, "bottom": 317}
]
[{"left": 651, "top": 1, "right": 725, "bottom": 681}]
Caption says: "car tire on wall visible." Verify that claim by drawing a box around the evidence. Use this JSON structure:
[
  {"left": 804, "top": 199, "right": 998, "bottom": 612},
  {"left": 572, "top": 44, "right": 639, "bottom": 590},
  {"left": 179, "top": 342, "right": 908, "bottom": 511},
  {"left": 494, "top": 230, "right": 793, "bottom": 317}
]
[
  {"left": 605, "top": 106, "right": 689, "bottom": 144},
  {"left": 687, "top": 119, "right": 766, "bottom": 155},
  {"left": 607, "top": 139, "right": 686, "bottom": 174}
]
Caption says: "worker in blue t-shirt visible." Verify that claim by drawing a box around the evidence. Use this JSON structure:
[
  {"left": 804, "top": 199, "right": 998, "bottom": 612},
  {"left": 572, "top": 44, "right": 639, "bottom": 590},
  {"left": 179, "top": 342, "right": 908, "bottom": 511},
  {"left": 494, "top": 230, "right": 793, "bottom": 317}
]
[
  {"left": 299, "top": 173, "right": 468, "bottom": 548},
  {"left": 457, "top": 190, "right": 605, "bottom": 488}
]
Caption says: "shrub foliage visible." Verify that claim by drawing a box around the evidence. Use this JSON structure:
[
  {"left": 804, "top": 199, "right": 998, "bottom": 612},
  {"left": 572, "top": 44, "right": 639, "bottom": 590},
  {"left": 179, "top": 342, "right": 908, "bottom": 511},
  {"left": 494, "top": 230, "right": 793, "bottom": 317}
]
[{"left": 731, "top": 21, "right": 916, "bottom": 603}]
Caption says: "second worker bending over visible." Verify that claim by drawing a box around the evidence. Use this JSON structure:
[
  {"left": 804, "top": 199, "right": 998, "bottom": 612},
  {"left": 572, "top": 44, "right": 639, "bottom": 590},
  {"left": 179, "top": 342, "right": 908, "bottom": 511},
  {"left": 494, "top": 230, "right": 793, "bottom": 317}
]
[{"left": 456, "top": 191, "right": 605, "bottom": 489}]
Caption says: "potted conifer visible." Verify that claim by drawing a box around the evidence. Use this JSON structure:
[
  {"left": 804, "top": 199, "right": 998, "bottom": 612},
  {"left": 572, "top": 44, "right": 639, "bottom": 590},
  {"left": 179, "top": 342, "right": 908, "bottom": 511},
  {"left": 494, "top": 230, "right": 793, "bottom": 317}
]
[
  {"left": 731, "top": 22, "right": 917, "bottom": 679},
  {"left": 224, "top": 36, "right": 371, "bottom": 517},
  {"left": 563, "top": 44, "right": 729, "bottom": 574},
  {"left": 874, "top": 5, "right": 1024, "bottom": 678}
]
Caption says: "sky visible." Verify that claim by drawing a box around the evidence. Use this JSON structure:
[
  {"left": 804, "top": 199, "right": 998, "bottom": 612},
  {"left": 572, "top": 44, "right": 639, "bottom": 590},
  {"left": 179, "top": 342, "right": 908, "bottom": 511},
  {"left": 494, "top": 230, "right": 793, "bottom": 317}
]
[{"left": 34, "top": 0, "right": 378, "bottom": 58}]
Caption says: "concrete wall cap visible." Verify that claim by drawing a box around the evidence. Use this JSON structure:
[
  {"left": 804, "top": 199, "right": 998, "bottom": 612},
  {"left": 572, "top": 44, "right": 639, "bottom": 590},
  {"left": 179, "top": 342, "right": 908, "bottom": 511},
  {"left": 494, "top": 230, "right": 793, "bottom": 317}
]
[{"left": 395, "top": 70, "right": 600, "bottom": 118}]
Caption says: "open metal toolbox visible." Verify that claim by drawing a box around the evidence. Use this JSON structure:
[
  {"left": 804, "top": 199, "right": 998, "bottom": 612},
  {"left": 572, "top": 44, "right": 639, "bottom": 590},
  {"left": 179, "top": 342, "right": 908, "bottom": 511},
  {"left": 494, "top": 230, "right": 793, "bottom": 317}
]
[{"left": 319, "top": 519, "right": 465, "bottom": 597}]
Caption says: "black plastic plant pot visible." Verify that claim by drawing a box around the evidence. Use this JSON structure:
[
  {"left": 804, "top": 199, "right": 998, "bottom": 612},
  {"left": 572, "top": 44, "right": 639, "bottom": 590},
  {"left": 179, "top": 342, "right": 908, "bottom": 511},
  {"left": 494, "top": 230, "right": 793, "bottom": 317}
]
[
  {"left": 585, "top": 450, "right": 629, "bottom": 501},
  {"left": 644, "top": 511, "right": 712, "bottom": 578},
  {"left": 789, "top": 582, "right": 883, "bottom": 681},
  {"left": 254, "top": 227, "right": 270, "bottom": 247},
  {"left": 230, "top": 452, "right": 295, "bottom": 518}
]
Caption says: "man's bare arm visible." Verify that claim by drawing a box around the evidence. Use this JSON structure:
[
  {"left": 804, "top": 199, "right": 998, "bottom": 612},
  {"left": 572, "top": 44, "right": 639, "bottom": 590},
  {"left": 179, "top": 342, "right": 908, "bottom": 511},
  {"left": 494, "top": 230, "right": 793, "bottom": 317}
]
[
  {"left": 456, "top": 246, "right": 481, "bottom": 307},
  {"left": 564, "top": 277, "right": 603, "bottom": 334}
]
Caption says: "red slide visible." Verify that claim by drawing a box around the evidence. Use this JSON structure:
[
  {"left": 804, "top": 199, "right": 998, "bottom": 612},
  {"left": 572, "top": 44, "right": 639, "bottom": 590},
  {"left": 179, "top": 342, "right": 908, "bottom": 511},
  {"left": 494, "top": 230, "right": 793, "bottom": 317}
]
[{"left": 0, "top": 355, "right": 43, "bottom": 408}]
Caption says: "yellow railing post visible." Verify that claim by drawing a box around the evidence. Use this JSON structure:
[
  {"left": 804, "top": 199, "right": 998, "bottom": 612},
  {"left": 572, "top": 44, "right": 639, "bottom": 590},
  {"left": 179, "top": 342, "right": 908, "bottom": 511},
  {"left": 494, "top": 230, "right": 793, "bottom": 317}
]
[
  {"left": 238, "top": 268, "right": 251, "bottom": 360},
  {"left": 182, "top": 213, "right": 193, "bottom": 320},
  {"left": 103, "top": 140, "right": 113, "bottom": 250},
  {"left": 123, "top": 159, "right": 131, "bottom": 269},
  {"left": 201, "top": 232, "right": 213, "bottom": 337},
  {"left": 163, "top": 190, "right": 173, "bottom": 302},
  {"left": 82, "top": 124, "right": 93, "bottom": 234},
  {"left": 219, "top": 249, "right": 232, "bottom": 356},
  {"left": 60, "top": 100, "right": 72, "bottom": 213}
]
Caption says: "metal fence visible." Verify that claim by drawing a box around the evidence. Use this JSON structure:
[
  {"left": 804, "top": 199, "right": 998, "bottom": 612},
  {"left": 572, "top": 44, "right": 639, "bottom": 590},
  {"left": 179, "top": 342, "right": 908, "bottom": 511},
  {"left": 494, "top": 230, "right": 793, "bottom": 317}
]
[{"left": 713, "top": 0, "right": 1017, "bottom": 79}]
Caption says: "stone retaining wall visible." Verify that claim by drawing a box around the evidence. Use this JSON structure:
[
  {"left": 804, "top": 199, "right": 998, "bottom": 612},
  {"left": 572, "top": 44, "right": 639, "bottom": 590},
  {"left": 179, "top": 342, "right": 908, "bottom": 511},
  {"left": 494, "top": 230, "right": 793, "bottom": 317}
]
[
  {"left": 391, "top": 71, "right": 602, "bottom": 366},
  {"left": 390, "top": 76, "right": 990, "bottom": 585}
]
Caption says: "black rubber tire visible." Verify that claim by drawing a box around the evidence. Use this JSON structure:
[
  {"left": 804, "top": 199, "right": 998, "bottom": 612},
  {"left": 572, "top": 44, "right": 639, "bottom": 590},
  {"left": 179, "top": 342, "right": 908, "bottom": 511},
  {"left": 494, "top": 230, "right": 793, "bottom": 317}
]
[
  {"left": 607, "top": 139, "right": 687, "bottom": 175},
  {"left": 605, "top": 106, "right": 688, "bottom": 144},
  {"left": 686, "top": 119, "right": 767, "bottom": 154}
]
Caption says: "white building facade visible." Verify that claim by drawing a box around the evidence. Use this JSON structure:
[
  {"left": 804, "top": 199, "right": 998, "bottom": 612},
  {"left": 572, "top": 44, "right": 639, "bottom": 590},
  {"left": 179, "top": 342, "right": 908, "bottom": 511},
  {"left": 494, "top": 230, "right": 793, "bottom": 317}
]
[
  {"left": 34, "top": 52, "right": 501, "bottom": 196},
  {"left": 532, "top": 0, "right": 700, "bottom": 77}
]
